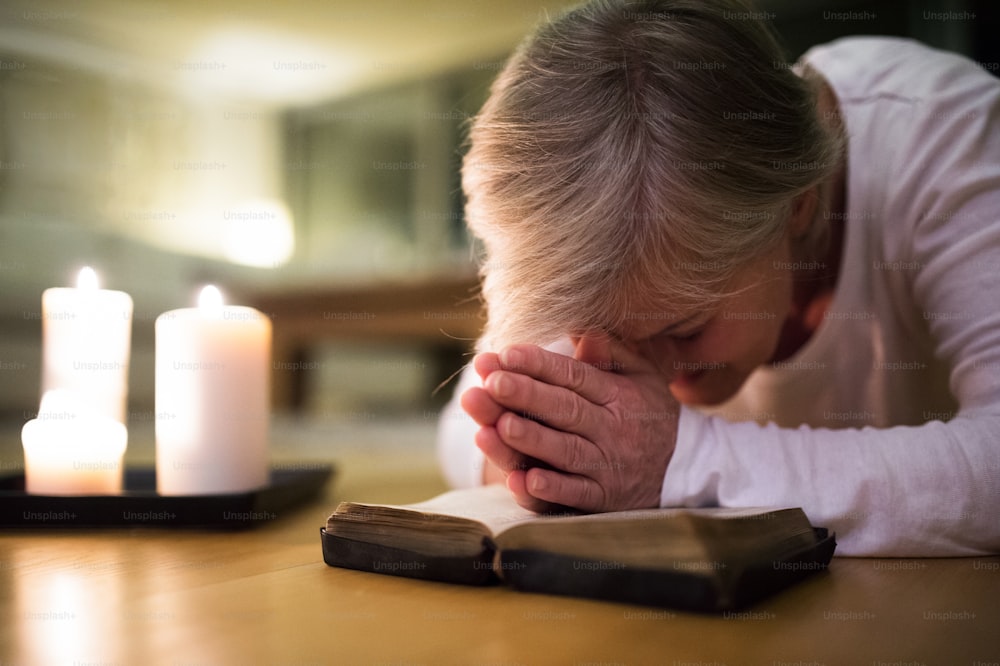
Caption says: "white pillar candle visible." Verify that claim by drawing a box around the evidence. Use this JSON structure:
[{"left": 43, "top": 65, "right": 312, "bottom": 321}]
[
  {"left": 42, "top": 267, "right": 133, "bottom": 424},
  {"left": 155, "top": 285, "right": 271, "bottom": 495},
  {"left": 21, "top": 390, "right": 127, "bottom": 495}
]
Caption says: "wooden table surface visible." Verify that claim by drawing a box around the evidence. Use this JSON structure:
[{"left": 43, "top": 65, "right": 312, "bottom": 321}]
[{"left": 1, "top": 441, "right": 998, "bottom": 665}]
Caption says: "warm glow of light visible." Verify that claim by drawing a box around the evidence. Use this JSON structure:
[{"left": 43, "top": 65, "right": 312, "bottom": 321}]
[
  {"left": 198, "top": 285, "right": 224, "bottom": 309},
  {"left": 39, "top": 388, "right": 80, "bottom": 416},
  {"left": 76, "top": 266, "right": 98, "bottom": 290},
  {"left": 223, "top": 198, "right": 295, "bottom": 268},
  {"left": 22, "top": 389, "right": 128, "bottom": 495},
  {"left": 23, "top": 570, "right": 96, "bottom": 663},
  {"left": 177, "top": 28, "right": 360, "bottom": 106}
]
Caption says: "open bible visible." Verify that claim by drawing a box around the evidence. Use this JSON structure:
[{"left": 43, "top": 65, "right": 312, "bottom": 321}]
[{"left": 320, "top": 485, "right": 835, "bottom": 612}]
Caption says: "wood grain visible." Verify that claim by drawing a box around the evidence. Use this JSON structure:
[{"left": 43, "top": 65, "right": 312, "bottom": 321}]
[{"left": 1, "top": 447, "right": 997, "bottom": 665}]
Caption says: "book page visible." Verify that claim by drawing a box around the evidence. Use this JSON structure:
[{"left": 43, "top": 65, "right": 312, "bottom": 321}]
[
  {"left": 326, "top": 486, "right": 547, "bottom": 556},
  {"left": 402, "top": 485, "right": 544, "bottom": 534},
  {"left": 549, "top": 505, "right": 792, "bottom": 523},
  {"left": 328, "top": 484, "right": 815, "bottom": 565}
]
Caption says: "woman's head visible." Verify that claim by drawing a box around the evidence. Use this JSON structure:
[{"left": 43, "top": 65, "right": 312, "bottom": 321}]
[{"left": 464, "top": 0, "right": 844, "bottom": 362}]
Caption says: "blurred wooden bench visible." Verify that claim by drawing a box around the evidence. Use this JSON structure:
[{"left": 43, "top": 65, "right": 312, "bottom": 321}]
[{"left": 250, "top": 275, "right": 482, "bottom": 412}]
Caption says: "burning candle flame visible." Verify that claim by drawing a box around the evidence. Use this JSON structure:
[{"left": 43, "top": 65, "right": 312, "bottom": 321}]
[
  {"left": 198, "top": 285, "right": 224, "bottom": 309},
  {"left": 77, "top": 267, "right": 98, "bottom": 290}
]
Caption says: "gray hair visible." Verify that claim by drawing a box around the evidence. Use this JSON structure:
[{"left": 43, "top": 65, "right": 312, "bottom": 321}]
[{"left": 463, "top": 0, "right": 844, "bottom": 351}]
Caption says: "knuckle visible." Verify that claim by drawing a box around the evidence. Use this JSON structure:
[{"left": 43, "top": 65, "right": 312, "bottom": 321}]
[
  {"left": 562, "top": 395, "right": 588, "bottom": 431},
  {"left": 578, "top": 479, "right": 606, "bottom": 512},
  {"left": 562, "top": 360, "right": 588, "bottom": 391},
  {"left": 563, "top": 437, "right": 590, "bottom": 475}
]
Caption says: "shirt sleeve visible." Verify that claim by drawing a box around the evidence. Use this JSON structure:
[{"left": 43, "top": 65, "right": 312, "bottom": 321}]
[
  {"left": 436, "top": 363, "right": 486, "bottom": 489},
  {"left": 662, "top": 408, "right": 1000, "bottom": 556}
]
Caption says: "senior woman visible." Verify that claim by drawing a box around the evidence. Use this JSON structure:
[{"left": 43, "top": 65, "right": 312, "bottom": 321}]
[{"left": 437, "top": 0, "right": 1000, "bottom": 556}]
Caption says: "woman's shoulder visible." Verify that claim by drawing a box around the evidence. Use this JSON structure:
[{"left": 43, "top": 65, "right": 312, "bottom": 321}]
[
  {"left": 804, "top": 36, "right": 999, "bottom": 222},
  {"left": 800, "top": 36, "right": 997, "bottom": 101}
]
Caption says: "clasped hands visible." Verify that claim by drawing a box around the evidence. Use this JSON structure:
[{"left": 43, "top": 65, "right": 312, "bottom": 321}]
[{"left": 460, "top": 337, "right": 680, "bottom": 513}]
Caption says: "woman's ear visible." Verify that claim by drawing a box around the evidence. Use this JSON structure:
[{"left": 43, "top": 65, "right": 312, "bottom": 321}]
[{"left": 788, "top": 186, "right": 819, "bottom": 239}]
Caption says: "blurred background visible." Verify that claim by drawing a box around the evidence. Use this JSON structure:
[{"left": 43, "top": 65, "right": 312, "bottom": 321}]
[{"left": 0, "top": 0, "right": 996, "bottom": 457}]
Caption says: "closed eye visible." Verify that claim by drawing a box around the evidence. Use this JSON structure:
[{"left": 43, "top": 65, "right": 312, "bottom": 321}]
[{"left": 672, "top": 329, "right": 703, "bottom": 342}]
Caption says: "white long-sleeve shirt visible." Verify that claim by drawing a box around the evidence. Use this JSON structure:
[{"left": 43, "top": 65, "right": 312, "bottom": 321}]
[{"left": 437, "top": 37, "right": 1000, "bottom": 556}]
